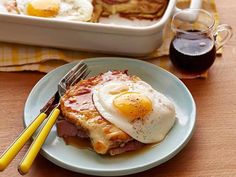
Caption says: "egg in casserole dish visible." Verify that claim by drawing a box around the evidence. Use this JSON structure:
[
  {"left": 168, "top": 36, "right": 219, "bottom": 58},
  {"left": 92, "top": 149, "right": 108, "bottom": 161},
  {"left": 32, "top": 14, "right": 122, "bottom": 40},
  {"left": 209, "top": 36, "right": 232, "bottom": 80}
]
[{"left": 1, "top": 0, "right": 169, "bottom": 22}]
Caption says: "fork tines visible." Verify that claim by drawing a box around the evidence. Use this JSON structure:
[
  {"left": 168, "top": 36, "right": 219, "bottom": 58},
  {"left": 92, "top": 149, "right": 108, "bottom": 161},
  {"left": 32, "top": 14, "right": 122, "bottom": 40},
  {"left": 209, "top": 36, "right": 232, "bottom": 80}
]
[{"left": 59, "top": 61, "right": 89, "bottom": 93}]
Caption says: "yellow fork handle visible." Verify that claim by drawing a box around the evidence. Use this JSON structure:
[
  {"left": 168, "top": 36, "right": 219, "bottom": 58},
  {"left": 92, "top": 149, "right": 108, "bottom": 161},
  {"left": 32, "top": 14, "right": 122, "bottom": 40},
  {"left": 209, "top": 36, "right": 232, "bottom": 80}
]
[
  {"left": 18, "top": 108, "right": 60, "bottom": 175},
  {"left": 0, "top": 113, "right": 48, "bottom": 171}
]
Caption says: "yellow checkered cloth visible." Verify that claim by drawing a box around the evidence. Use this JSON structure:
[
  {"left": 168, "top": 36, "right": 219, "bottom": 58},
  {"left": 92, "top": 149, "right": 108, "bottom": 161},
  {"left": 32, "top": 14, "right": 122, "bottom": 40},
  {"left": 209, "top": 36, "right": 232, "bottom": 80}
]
[{"left": 0, "top": 0, "right": 221, "bottom": 78}]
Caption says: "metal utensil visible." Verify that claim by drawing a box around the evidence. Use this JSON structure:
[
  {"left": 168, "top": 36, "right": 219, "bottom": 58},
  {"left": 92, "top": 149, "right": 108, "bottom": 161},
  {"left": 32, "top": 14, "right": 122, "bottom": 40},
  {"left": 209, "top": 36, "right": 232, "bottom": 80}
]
[{"left": 0, "top": 61, "right": 89, "bottom": 174}]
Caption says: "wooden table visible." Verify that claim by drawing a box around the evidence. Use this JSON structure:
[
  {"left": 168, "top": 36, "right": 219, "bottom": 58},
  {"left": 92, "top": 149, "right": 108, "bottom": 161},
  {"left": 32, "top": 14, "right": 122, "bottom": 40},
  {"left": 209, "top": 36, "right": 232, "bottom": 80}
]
[{"left": 0, "top": 0, "right": 236, "bottom": 176}]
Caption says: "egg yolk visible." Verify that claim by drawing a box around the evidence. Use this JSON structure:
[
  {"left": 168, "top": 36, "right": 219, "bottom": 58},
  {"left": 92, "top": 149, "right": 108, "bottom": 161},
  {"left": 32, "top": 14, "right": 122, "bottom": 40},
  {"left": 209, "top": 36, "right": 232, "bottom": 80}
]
[
  {"left": 27, "top": 0, "right": 60, "bottom": 17},
  {"left": 113, "top": 92, "right": 153, "bottom": 121}
]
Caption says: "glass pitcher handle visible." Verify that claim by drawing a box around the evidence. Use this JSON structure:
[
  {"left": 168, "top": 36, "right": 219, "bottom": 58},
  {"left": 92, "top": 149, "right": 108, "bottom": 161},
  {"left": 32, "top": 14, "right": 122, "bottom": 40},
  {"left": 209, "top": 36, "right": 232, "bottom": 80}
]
[{"left": 214, "top": 24, "right": 233, "bottom": 51}]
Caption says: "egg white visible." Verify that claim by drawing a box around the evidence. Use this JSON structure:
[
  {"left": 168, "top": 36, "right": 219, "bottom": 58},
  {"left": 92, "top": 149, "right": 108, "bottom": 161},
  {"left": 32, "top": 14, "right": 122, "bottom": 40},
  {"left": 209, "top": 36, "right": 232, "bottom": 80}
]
[
  {"left": 0, "top": 0, "right": 6, "bottom": 12},
  {"left": 92, "top": 80, "right": 176, "bottom": 144},
  {"left": 0, "top": 0, "right": 18, "bottom": 13},
  {"left": 16, "top": 0, "right": 93, "bottom": 21}
]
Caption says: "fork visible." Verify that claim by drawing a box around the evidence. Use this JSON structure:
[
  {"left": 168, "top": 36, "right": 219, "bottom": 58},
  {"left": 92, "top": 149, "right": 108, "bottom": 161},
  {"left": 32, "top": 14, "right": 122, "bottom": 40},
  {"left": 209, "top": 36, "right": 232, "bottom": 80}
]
[{"left": 0, "top": 61, "right": 89, "bottom": 174}]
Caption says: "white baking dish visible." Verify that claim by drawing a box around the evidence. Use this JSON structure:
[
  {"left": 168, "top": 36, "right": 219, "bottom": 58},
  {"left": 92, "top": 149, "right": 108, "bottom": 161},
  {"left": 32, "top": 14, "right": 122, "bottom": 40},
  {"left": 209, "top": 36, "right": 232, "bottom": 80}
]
[{"left": 0, "top": 0, "right": 202, "bottom": 56}]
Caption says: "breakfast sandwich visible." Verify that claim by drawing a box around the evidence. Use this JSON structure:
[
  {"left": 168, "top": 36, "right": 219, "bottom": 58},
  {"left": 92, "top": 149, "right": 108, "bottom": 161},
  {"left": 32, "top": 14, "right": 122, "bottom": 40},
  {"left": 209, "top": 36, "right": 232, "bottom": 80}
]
[
  {"left": 90, "top": 0, "right": 168, "bottom": 22},
  {"left": 57, "top": 70, "right": 176, "bottom": 155}
]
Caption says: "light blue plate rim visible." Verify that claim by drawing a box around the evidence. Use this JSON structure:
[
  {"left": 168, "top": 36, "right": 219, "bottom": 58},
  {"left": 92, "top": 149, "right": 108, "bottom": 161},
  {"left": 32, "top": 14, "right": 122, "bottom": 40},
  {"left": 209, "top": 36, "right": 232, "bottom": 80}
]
[{"left": 24, "top": 57, "right": 196, "bottom": 176}]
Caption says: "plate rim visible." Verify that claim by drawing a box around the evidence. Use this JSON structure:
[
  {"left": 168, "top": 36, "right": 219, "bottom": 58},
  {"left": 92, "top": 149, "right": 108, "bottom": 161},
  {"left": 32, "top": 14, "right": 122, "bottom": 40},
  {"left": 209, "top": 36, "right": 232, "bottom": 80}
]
[{"left": 24, "top": 57, "right": 196, "bottom": 176}]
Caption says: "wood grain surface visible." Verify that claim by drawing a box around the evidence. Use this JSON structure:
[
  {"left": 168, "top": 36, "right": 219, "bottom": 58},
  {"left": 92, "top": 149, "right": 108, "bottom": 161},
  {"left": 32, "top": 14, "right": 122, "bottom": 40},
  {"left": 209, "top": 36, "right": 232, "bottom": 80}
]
[{"left": 0, "top": 0, "right": 236, "bottom": 176}]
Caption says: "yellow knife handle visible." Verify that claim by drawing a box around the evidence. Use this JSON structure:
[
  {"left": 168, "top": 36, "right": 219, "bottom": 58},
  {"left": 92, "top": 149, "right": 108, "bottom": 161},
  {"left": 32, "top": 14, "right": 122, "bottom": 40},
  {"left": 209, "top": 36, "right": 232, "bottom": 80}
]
[
  {"left": 0, "top": 113, "right": 48, "bottom": 171},
  {"left": 18, "top": 108, "right": 60, "bottom": 175}
]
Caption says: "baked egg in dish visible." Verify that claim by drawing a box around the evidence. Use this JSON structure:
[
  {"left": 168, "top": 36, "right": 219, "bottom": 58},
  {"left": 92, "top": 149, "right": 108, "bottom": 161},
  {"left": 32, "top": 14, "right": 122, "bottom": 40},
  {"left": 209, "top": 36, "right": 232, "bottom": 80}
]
[{"left": 16, "top": 0, "right": 93, "bottom": 21}]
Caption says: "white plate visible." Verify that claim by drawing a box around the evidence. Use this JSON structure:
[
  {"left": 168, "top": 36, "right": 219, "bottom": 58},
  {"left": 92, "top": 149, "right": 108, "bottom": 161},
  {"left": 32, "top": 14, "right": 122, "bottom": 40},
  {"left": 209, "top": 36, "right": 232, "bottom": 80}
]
[{"left": 24, "top": 57, "right": 196, "bottom": 176}]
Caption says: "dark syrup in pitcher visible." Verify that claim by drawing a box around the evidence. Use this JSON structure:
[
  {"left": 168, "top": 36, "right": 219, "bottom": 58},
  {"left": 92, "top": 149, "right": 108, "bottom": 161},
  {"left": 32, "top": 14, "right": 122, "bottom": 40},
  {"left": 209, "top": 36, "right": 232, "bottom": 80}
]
[{"left": 169, "top": 30, "right": 216, "bottom": 74}]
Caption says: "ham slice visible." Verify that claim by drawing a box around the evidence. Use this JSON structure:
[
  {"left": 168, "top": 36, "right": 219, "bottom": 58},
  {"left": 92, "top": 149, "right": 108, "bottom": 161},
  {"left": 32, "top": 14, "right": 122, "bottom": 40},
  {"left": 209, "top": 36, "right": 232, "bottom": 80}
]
[
  {"left": 56, "top": 120, "right": 88, "bottom": 138},
  {"left": 109, "top": 141, "right": 145, "bottom": 155}
]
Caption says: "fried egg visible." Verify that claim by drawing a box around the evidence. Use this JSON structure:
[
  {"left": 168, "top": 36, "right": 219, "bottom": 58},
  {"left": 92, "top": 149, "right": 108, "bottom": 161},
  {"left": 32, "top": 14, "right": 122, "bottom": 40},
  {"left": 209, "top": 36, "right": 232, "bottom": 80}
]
[
  {"left": 92, "top": 80, "right": 176, "bottom": 144},
  {"left": 16, "top": 0, "right": 93, "bottom": 21},
  {"left": 0, "top": 0, "right": 7, "bottom": 13}
]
